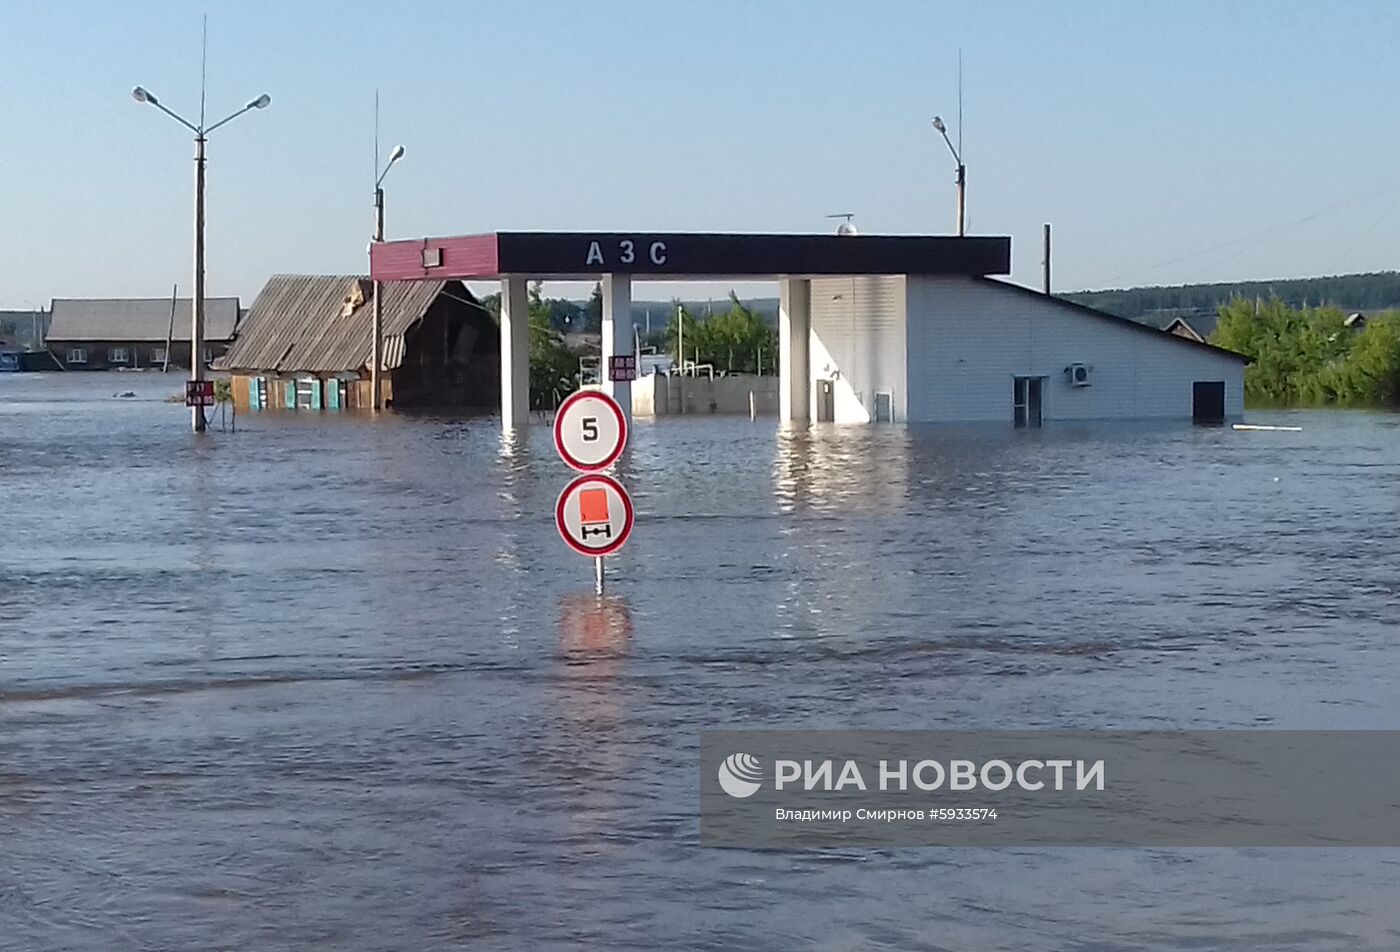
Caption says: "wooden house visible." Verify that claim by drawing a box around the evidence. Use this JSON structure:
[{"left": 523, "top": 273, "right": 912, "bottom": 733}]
[{"left": 216, "top": 275, "right": 498, "bottom": 411}]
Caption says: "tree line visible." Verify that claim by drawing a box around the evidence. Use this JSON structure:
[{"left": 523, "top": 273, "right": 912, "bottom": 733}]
[
  {"left": 1071, "top": 271, "right": 1400, "bottom": 322},
  {"left": 1212, "top": 298, "right": 1400, "bottom": 406}
]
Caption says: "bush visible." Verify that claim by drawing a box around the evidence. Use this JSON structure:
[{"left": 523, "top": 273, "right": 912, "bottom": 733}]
[{"left": 1213, "top": 297, "right": 1400, "bottom": 406}]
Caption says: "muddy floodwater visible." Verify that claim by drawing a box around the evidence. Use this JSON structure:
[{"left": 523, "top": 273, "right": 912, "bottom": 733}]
[{"left": 3, "top": 372, "right": 1400, "bottom": 951}]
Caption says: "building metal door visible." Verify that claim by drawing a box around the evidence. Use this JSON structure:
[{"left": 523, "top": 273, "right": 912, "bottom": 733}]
[
  {"left": 1192, "top": 381, "right": 1225, "bottom": 424},
  {"left": 874, "top": 391, "right": 893, "bottom": 423},
  {"left": 1013, "top": 376, "right": 1043, "bottom": 428},
  {"left": 816, "top": 379, "right": 835, "bottom": 422}
]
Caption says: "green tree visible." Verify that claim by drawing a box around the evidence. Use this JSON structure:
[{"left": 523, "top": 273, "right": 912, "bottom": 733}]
[
  {"left": 1332, "top": 313, "right": 1400, "bottom": 405},
  {"left": 664, "top": 293, "right": 776, "bottom": 373},
  {"left": 581, "top": 282, "right": 603, "bottom": 333},
  {"left": 1212, "top": 297, "right": 1400, "bottom": 406},
  {"left": 665, "top": 302, "right": 702, "bottom": 366},
  {"left": 528, "top": 281, "right": 578, "bottom": 409},
  {"left": 478, "top": 288, "right": 580, "bottom": 408}
]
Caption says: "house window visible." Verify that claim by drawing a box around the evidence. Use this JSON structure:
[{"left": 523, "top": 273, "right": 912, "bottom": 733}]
[
  {"left": 151, "top": 346, "right": 167, "bottom": 364},
  {"left": 202, "top": 347, "right": 213, "bottom": 363},
  {"left": 294, "top": 377, "right": 322, "bottom": 410},
  {"left": 109, "top": 346, "right": 131, "bottom": 363},
  {"left": 67, "top": 347, "right": 87, "bottom": 364}
]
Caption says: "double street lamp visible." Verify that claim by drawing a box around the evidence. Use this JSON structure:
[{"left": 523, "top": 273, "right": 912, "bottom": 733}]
[
  {"left": 931, "top": 115, "right": 966, "bottom": 237},
  {"left": 133, "top": 84, "right": 270, "bottom": 433},
  {"left": 371, "top": 144, "right": 405, "bottom": 412}
]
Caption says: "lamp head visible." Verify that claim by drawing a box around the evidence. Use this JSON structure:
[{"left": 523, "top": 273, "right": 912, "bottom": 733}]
[
  {"left": 132, "top": 86, "right": 155, "bottom": 105},
  {"left": 249, "top": 93, "right": 271, "bottom": 109},
  {"left": 389, "top": 144, "right": 405, "bottom": 163},
  {"left": 931, "top": 116, "right": 946, "bottom": 133}
]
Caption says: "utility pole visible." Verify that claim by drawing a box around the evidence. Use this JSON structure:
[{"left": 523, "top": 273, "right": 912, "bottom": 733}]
[
  {"left": 372, "top": 185, "right": 385, "bottom": 411},
  {"left": 934, "top": 53, "right": 967, "bottom": 237},
  {"left": 370, "top": 99, "right": 405, "bottom": 414},
  {"left": 133, "top": 67, "right": 270, "bottom": 433},
  {"left": 192, "top": 134, "right": 207, "bottom": 430},
  {"left": 1042, "top": 223, "right": 1052, "bottom": 295},
  {"left": 955, "top": 162, "right": 966, "bottom": 237},
  {"left": 931, "top": 116, "right": 966, "bottom": 237},
  {"left": 370, "top": 168, "right": 405, "bottom": 408}
]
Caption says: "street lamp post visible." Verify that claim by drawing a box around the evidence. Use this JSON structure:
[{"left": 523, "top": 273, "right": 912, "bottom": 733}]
[
  {"left": 371, "top": 145, "right": 405, "bottom": 413},
  {"left": 931, "top": 116, "right": 966, "bottom": 237},
  {"left": 133, "top": 85, "right": 270, "bottom": 433}
]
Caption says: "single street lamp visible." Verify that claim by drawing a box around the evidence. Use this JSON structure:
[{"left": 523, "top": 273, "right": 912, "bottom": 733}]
[
  {"left": 133, "top": 84, "right": 270, "bottom": 433},
  {"left": 931, "top": 115, "right": 966, "bottom": 237},
  {"left": 371, "top": 144, "right": 405, "bottom": 413}
]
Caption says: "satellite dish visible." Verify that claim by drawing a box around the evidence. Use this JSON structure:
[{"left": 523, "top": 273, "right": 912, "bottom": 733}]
[{"left": 826, "top": 212, "right": 858, "bottom": 236}]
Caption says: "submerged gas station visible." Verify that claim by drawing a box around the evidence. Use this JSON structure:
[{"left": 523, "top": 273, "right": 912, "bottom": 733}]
[{"left": 369, "top": 230, "right": 1246, "bottom": 430}]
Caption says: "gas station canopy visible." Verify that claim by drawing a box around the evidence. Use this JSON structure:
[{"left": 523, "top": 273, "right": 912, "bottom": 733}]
[{"left": 369, "top": 231, "right": 1011, "bottom": 282}]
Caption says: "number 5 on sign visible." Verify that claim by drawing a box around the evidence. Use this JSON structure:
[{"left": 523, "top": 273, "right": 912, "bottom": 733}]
[{"left": 554, "top": 390, "right": 627, "bottom": 472}]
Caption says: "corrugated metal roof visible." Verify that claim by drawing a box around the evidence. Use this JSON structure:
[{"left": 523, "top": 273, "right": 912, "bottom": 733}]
[
  {"left": 47, "top": 298, "right": 240, "bottom": 342},
  {"left": 218, "top": 275, "right": 462, "bottom": 374}
]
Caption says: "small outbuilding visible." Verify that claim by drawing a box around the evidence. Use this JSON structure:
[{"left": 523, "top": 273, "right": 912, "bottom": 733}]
[
  {"left": 217, "top": 275, "right": 498, "bottom": 411},
  {"left": 45, "top": 297, "right": 240, "bottom": 370}
]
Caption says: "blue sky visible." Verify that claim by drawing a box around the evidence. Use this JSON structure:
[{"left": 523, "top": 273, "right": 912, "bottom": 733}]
[{"left": 3, "top": 0, "right": 1400, "bottom": 307}]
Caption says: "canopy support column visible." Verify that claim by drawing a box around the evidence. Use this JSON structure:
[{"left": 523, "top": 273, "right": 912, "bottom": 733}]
[
  {"left": 500, "top": 274, "right": 530, "bottom": 430},
  {"left": 602, "top": 273, "right": 633, "bottom": 425},
  {"left": 779, "top": 277, "right": 811, "bottom": 422}
]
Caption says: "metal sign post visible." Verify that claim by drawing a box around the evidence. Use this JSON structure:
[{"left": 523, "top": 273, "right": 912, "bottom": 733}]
[{"left": 553, "top": 390, "right": 633, "bottom": 593}]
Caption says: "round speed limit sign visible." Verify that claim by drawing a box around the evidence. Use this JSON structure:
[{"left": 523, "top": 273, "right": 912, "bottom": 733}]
[{"left": 553, "top": 390, "right": 627, "bottom": 472}]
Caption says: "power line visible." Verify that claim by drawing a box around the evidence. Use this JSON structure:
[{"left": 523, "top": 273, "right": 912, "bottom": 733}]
[{"left": 1089, "top": 178, "right": 1400, "bottom": 289}]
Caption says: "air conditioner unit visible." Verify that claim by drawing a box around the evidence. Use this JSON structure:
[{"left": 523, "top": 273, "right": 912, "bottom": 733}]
[{"left": 1066, "top": 363, "right": 1092, "bottom": 387}]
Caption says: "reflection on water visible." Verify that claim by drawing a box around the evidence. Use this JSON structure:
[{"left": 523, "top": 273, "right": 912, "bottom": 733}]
[
  {"left": 3, "top": 373, "right": 1400, "bottom": 950},
  {"left": 558, "top": 593, "right": 634, "bottom": 659},
  {"left": 555, "top": 593, "right": 634, "bottom": 849}
]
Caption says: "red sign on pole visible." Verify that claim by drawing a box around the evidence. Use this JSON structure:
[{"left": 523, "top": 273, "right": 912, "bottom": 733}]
[
  {"left": 185, "top": 380, "right": 216, "bottom": 407},
  {"left": 555, "top": 473, "right": 635, "bottom": 557},
  {"left": 608, "top": 354, "right": 637, "bottom": 382}
]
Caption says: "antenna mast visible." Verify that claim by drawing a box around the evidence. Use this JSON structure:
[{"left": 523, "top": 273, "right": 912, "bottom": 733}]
[
  {"left": 957, "top": 48, "right": 963, "bottom": 159},
  {"left": 199, "top": 15, "right": 208, "bottom": 130}
]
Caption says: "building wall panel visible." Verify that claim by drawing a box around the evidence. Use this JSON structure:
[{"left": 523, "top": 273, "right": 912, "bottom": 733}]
[
  {"left": 808, "top": 276, "right": 907, "bottom": 423},
  {"left": 905, "top": 277, "right": 1245, "bottom": 423}
]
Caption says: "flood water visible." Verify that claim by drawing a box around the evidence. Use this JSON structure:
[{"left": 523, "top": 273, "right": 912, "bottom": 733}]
[{"left": 3, "top": 371, "right": 1400, "bottom": 951}]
